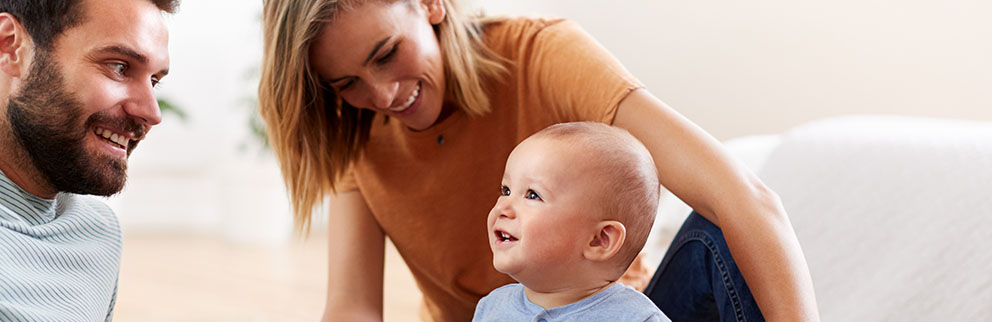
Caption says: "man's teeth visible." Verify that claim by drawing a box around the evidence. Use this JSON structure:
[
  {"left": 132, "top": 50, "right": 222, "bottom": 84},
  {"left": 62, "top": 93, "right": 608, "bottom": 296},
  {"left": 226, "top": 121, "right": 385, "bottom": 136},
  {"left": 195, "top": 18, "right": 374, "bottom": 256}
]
[{"left": 95, "top": 127, "right": 129, "bottom": 148}]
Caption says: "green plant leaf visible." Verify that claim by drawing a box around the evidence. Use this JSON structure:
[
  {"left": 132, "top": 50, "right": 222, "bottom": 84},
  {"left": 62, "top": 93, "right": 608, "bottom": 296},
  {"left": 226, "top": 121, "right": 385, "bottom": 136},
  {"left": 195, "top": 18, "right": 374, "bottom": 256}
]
[{"left": 157, "top": 98, "right": 187, "bottom": 121}]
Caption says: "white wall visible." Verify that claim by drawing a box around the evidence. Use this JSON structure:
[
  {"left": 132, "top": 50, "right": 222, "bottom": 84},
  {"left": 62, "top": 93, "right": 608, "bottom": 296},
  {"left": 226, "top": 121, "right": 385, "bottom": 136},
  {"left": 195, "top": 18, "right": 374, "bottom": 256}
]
[
  {"left": 478, "top": 0, "right": 992, "bottom": 139},
  {"left": 108, "top": 0, "right": 991, "bottom": 241},
  {"left": 106, "top": 1, "right": 293, "bottom": 243}
]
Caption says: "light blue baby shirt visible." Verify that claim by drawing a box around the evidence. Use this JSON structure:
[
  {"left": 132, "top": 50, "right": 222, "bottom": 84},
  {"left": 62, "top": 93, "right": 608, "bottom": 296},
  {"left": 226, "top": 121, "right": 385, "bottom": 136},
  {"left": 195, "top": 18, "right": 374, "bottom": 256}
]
[{"left": 473, "top": 282, "right": 670, "bottom": 322}]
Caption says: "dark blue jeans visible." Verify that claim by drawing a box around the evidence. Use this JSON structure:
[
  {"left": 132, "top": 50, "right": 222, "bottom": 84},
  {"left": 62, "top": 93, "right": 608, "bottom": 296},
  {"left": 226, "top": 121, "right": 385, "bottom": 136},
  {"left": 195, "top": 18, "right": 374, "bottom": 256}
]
[{"left": 643, "top": 211, "right": 765, "bottom": 322}]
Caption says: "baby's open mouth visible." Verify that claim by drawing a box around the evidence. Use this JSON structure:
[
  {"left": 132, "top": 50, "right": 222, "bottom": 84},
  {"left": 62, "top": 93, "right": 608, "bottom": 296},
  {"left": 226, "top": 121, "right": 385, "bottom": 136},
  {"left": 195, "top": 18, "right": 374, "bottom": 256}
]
[{"left": 495, "top": 230, "right": 518, "bottom": 242}]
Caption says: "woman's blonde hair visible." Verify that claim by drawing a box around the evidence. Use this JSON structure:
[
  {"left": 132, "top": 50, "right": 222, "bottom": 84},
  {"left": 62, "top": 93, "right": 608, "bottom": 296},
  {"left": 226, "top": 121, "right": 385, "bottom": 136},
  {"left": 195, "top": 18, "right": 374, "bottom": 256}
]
[{"left": 259, "top": 0, "right": 507, "bottom": 231}]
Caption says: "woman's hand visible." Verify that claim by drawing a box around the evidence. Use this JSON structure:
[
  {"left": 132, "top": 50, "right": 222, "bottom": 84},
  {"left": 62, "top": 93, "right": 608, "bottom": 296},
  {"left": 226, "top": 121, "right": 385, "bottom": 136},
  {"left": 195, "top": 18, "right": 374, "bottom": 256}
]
[
  {"left": 322, "top": 190, "right": 386, "bottom": 322},
  {"left": 613, "top": 89, "right": 821, "bottom": 322}
]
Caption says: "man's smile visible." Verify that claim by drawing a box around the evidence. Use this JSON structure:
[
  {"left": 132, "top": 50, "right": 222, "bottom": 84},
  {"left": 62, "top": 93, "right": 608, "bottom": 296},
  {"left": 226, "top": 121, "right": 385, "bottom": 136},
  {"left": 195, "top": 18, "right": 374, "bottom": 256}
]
[{"left": 94, "top": 127, "right": 131, "bottom": 150}]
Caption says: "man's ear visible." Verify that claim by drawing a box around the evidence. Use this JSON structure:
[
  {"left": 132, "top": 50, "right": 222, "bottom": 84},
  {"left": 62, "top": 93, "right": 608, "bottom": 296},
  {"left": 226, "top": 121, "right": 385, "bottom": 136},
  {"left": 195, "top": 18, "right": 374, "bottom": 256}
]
[
  {"left": 421, "top": 0, "right": 446, "bottom": 25},
  {"left": 0, "top": 13, "right": 31, "bottom": 78},
  {"left": 583, "top": 220, "right": 626, "bottom": 262}
]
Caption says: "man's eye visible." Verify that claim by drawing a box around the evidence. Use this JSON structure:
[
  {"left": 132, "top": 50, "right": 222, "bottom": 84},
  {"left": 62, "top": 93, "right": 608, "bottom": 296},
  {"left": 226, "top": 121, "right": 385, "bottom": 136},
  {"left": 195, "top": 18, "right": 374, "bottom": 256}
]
[
  {"left": 500, "top": 185, "right": 511, "bottom": 196},
  {"left": 526, "top": 189, "right": 542, "bottom": 201},
  {"left": 108, "top": 63, "right": 127, "bottom": 75}
]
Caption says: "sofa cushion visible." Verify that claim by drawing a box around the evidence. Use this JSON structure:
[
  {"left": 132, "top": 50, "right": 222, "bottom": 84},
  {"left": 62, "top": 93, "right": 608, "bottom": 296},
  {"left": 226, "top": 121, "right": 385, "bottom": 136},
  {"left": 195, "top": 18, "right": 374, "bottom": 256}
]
[{"left": 758, "top": 115, "right": 992, "bottom": 321}]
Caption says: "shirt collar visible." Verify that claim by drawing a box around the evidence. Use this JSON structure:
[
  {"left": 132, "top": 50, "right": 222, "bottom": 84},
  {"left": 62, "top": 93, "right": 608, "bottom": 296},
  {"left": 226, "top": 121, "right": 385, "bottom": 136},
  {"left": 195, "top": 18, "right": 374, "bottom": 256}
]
[{"left": 0, "top": 169, "right": 58, "bottom": 224}]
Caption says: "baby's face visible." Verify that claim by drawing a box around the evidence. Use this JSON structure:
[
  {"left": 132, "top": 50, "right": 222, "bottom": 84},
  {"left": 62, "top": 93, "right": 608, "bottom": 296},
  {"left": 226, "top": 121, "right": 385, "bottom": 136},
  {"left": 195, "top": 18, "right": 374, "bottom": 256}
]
[{"left": 487, "top": 137, "right": 603, "bottom": 285}]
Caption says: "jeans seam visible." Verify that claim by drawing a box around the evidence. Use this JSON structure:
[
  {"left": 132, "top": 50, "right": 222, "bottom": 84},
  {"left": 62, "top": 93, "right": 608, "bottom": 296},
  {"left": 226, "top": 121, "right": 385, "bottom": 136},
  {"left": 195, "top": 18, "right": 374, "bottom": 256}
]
[{"left": 673, "top": 231, "right": 747, "bottom": 322}]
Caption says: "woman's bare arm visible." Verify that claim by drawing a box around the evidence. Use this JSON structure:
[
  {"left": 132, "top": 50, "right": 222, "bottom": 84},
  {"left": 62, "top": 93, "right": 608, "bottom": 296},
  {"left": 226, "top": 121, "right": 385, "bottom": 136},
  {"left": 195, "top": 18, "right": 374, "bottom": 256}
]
[
  {"left": 613, "top": 89, "right": 820, "bottom": 322},
  {"left": 321, "top": 190, "right": 386, "bottom": 322}
]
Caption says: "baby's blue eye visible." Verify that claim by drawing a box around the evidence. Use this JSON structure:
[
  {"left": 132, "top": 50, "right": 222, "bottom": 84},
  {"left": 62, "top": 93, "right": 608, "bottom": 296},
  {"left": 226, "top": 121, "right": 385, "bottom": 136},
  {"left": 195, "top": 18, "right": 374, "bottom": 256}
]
[
  {"left": 526, "top": 189, "right": 542, "bottom": 201},
  {"left": 500, "top": 185, "right": 511, "bottom": 196}
]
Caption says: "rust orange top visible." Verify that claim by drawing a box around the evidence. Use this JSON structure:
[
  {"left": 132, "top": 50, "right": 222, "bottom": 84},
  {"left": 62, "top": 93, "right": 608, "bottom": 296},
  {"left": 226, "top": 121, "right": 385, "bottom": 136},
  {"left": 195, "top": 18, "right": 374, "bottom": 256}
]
[{"left": 339, "top": 17, "right": 642, "bottom": 322}]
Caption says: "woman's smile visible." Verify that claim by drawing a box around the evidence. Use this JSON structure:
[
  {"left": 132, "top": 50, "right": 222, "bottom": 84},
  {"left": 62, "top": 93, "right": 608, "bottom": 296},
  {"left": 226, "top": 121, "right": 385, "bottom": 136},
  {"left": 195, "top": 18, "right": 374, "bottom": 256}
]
[{"left": 389, "top": 81, "right": 422, "bottom": 115}]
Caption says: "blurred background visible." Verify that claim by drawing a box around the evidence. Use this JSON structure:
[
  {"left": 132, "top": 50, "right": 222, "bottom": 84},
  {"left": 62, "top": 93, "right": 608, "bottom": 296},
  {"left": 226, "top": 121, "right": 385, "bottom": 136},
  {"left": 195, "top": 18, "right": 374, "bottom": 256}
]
[{"left": 110, "top": 0, "right": 991, "bottom": 321}]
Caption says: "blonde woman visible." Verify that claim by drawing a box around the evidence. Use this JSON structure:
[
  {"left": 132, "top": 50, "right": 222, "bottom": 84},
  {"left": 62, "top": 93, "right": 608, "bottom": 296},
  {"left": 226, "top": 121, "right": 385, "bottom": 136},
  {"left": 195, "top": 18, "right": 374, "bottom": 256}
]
[{"left": 258, "top": 0, "right": 820, "bottom": 321}]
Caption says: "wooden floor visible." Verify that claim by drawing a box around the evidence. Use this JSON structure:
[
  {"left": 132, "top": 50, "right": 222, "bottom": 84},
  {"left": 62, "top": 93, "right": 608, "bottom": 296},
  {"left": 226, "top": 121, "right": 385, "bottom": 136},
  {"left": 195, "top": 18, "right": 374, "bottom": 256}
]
[{"left": 114, "top": 233, "right": 422, "bottom": 322}]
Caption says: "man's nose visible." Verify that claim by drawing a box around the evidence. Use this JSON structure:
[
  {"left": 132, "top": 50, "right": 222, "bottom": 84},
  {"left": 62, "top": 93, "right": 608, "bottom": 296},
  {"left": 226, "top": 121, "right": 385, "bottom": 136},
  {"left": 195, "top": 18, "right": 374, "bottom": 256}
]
[{"left": 123, "top": 82, "right": 162, "bottom": 126}]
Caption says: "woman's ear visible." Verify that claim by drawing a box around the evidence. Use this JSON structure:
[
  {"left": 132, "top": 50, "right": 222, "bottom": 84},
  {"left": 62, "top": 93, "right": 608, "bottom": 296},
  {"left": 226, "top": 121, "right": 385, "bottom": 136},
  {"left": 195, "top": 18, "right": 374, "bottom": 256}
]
[
  {"left": 0, "top": 13, "right": 30, "bottom": 78},
  {"left": 583, "top": 221, "right": 626, "bottom": 262},
  {"left": 421, "top": 0, "right": 446, "bottom": 25}
]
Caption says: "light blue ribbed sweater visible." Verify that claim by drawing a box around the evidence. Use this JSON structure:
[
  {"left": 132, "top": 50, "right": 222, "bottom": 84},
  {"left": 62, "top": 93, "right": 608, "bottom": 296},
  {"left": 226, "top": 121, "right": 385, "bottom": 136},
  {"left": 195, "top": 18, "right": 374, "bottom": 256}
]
[{"left": 0, "top": 170, "right": 121, "bottom": 322}]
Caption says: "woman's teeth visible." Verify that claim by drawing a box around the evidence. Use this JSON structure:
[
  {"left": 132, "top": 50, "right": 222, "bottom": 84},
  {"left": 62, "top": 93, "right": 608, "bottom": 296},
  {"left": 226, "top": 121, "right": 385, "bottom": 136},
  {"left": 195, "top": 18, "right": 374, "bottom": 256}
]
[
  {"left": 95, "top": 127, "right": 129, "bottom": 149},
  {"left": 392, "top": 83, "right": 420, "bottom": 112}
]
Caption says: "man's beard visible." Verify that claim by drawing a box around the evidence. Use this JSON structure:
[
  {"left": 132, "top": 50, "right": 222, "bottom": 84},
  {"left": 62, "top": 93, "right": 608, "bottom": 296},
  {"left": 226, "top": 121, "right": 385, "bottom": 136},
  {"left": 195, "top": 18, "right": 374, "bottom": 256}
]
[{"left": 6, "top": 50, "right": 145, "bottom": 196}]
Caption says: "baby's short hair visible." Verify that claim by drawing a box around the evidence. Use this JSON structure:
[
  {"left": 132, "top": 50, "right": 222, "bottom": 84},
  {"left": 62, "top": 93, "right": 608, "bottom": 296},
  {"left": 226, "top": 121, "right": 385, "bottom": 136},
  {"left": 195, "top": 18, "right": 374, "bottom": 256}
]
[{"left": 530, "top": 122, "right": 660, "bottom": 273}]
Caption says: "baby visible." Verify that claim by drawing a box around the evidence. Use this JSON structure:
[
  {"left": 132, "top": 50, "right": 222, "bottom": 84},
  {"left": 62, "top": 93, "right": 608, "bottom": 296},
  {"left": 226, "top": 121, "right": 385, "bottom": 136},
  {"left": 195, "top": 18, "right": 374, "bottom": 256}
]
[{"left": 473, "top": 122, "right": 669, "bottom": 321}]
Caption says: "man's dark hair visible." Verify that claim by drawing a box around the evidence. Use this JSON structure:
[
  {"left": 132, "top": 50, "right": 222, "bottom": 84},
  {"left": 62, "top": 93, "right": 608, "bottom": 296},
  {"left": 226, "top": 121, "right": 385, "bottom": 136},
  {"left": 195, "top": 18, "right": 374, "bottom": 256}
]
[{"left": 0, "top": 0, "right": 180, "bottom": 50}]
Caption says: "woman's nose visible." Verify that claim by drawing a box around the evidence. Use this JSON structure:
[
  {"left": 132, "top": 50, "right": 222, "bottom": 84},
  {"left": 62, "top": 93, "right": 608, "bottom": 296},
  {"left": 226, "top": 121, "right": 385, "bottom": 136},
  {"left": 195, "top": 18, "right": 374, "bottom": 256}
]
[{"left": 367, "top": 80, "right": 398, "bottom": 110}]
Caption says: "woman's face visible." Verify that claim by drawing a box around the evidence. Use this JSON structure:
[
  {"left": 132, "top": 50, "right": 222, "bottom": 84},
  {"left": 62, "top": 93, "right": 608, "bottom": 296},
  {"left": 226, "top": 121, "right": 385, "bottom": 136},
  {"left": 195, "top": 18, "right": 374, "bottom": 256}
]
[{"left": 309, "top": 0, "right": 447, "bottom": 131}]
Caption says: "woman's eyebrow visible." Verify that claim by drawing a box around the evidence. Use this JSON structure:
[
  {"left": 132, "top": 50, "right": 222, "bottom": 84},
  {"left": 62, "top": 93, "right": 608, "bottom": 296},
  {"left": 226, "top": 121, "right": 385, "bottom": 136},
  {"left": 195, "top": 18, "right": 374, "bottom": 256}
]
[{"left": 363, "top": 36, "right": 393, "bottom": 66}]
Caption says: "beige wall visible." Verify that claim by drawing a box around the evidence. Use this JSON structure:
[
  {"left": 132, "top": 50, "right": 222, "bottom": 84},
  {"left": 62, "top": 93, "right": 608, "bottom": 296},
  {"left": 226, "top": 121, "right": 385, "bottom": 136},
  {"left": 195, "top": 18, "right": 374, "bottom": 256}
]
[{"left": 477, "top": 0, "right": 992, "bottom": 139}]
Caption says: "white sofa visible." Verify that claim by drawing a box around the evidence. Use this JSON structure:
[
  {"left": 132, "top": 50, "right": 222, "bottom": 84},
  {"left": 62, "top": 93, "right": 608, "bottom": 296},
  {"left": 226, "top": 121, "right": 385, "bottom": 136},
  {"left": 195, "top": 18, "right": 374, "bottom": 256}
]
[{"left": 645, "top": 115, "right": 992, "bottom": 321}]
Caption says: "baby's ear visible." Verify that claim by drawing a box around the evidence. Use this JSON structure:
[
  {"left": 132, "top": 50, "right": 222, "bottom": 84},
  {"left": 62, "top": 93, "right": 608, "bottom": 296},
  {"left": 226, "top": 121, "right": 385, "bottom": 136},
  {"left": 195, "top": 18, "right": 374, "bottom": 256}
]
[{"left": 583, "top": 221, "right": 626, "bottom": 261}]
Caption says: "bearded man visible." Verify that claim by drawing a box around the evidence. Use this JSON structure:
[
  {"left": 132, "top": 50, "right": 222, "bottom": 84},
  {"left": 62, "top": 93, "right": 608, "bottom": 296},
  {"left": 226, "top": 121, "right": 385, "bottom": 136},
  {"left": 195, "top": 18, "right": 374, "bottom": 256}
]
[{"left": 0, "top": 0, "right": 179, "bottom": 320}]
